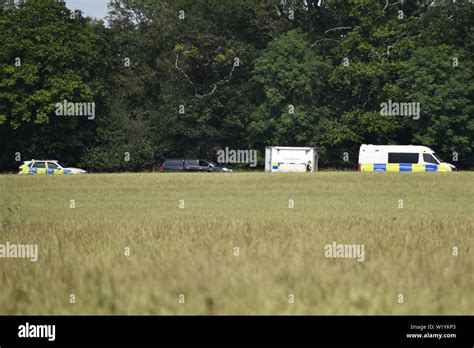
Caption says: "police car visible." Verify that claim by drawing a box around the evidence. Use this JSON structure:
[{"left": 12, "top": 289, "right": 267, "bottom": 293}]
[{"left": 18, "top": 160, "right": 87, "bottom": 175}]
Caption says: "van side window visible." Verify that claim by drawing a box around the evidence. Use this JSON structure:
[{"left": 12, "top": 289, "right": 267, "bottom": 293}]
[
  {"left": 423, "top": 154, "right": 438, "bottom": 164},
  {"left": 199, "top": 160, "right": 209, "bottom": 167},
  {"left": 185, "top": 160, "right": 198, "bottom": 166},
  {"left": 388, "top": 153, "right": 419, "bottom": 164}
]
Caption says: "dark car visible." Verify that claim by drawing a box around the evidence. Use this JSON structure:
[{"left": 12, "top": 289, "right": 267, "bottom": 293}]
[{"left": 160, "top": 159, "right": 232, "bottom": 172}]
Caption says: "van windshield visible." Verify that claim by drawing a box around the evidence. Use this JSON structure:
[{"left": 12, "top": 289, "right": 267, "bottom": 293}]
[
  {"left": 423, "top": 154, "right": 438, "bottom": 164},
  {"left": 432, "top": 153, "right": 443, "bottom": 163}
]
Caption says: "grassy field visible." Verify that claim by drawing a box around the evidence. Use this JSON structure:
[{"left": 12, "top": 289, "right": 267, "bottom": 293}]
[{"left": 0, "top": 172, "right": 472, "bottom": 315}]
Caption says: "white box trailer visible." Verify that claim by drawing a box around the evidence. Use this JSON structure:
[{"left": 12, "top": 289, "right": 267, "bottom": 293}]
[{"left": 265, "top": 146, "right": 317, "bottom": 172}]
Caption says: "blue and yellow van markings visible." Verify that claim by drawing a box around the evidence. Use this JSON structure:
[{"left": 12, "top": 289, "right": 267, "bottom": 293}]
[
  {"left": 360, "top": 163, "right": 450, "bottom": 172},
  {"left": 272, "top": 162, "right": 307, "bottom": 170}
]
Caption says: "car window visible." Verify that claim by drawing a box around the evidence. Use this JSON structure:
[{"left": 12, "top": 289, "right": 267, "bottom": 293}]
[
  {"left": 185, "top": 160, "right": 198, "bottom": 166},
  {"left": 388, "top": 153, "right": 419, "bottom": 164},
  {"left": 199, "top": 160, "right": 209, "bottom": 167},
  {"left": 33, "top": 161, "right": 46, "bottom": 168},
  {"left": 423, "top": 154, "right": 438, "bottom": 164},
  {"left": 165, "top": 160, "right": 183, "bottom": 166},
  {"left": 47, "top": 162, "right": 59, "bottom": 169}
]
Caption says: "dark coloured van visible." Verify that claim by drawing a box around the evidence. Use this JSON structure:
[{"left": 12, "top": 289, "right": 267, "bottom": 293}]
[{"left": 160, "top": 159, "right": 232, "bottom": 172}]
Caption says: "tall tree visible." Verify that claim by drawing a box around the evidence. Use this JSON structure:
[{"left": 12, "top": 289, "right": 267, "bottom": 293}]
[{"left": 0, "top": 0, "right": 111, "bottom": 170}]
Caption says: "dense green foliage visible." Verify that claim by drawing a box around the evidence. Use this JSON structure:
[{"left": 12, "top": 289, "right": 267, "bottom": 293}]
[{"left": 0, "top": 0, "right": 473, "bottom": 171}]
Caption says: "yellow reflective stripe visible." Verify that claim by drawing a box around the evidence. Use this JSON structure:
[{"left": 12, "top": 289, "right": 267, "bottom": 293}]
[
  {"left": 412, "top": 164, "right": 425, "bottom": 172},
  {"left": 361, "top": 164, "right": 374, "bottom": 172},
  {"left": 438, "top": 164, "right": 452, "bottom": 172},
  {"left": 386, "top": 164, "right": 399, "bottom": 172}
]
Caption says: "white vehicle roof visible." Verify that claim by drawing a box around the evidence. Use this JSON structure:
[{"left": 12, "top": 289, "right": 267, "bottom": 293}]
[
  {"left": 359, "top": 144, "right": 434, "bottom": 153},
  {"left": 266, "top": 146, "right": 313, "bottom": 150},
  {"left": 30, "top": 159, "right": 59, "bottom": 162}
]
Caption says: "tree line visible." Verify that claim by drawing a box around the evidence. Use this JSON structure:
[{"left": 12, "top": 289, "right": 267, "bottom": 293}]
[{"left": 0, "top": 0, "right": 472, "bottom": 171}]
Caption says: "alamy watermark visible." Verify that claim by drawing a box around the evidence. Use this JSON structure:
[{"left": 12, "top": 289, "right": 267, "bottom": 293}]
[
  {"left": 217, "top": 147, "right": 257, "bottom": 167},
  {"left": 324, "top": 241, "right": 365, "bottom": 262},
  {"left": 380, "top": 99, "right": 420, "bottom": 120},
  {"left": 55, "top": 99, "right": 95, "bottom": 120},
  {"left": 18, "top": 322, "right": 55, "bottom": 342},
  {"left": 0, "top": 241, "right": 38, "bottom": 262}
]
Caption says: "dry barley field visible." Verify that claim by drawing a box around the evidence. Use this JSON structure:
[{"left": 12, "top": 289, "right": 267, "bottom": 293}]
[{"left": 0, "top": 172, "right": 473, "bottom": 315}]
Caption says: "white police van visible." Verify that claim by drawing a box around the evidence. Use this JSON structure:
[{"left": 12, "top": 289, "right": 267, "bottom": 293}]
[{"left": 358, "top": 145, "right": 456, "bottom": 172}]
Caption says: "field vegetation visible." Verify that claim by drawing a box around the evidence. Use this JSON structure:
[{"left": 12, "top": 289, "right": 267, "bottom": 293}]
[{"left": 0, "top": 172, "right": 472, "bottom": 314}]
